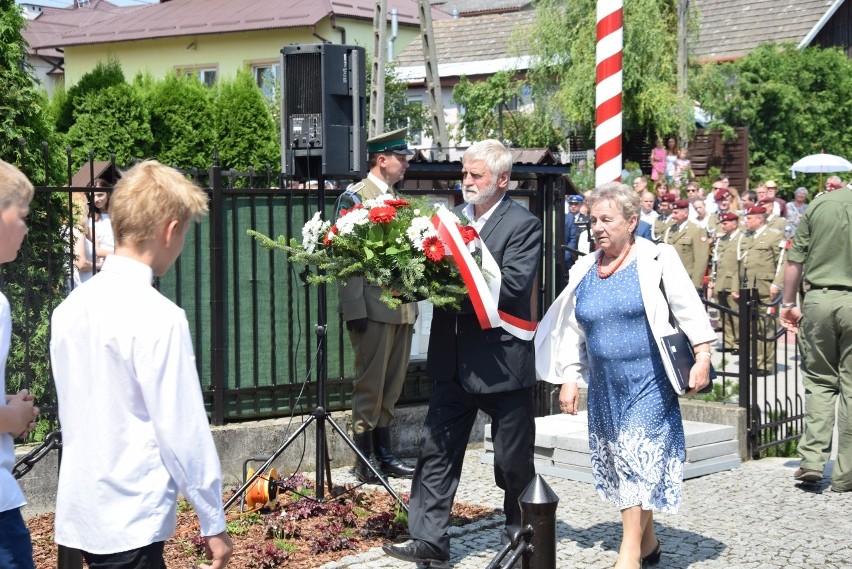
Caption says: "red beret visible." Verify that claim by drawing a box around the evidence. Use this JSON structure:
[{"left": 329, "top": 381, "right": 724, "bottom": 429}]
[
  {"left": 671, "top": 199, "right": 690, "bottom": 210},
  {"left": 757, "top": 197, "right": 775, "bottom": 206},
  {"left": 660, "top": 193, "right": 677, "bottom": 203},
  {"left": 745, "top": 206, "right": 767, "bottom": 215},
  {"left": 718, "top": 211, "right": 739, "bottom": 222},
  {"left": 714, "top": 189, "right": 730, "bottom": 201}
]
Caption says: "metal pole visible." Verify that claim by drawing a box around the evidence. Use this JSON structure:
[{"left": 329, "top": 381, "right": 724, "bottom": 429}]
[
  {"left": 677, "top": 0, "right": 690, "bottom": 146},
  {"left": 209, "top": 156, "right": 226, "bottom": 424},
  {"left": 520, "top": 474, "right": 559, "bottom": 569}
]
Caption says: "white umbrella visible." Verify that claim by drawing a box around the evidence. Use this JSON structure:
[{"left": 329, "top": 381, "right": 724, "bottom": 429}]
[{"left": 790, "top": 153, "right": 852, "bottom": 179}]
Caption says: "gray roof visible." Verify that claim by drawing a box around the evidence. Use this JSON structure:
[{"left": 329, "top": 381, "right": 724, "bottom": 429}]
[
  {"left": 431, "top": 0, "right": 533, "bottom": 16},
  {"left": 395, "top": 10, "right": 535, "bottom": 68},
  {"left": 692, "top": 0, "right": 838, "bottom": 61}
]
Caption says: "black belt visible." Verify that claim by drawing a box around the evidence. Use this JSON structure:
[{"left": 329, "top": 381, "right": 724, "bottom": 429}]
[{"left": 807, "top": 284, "right": 852, "bottom": 292}]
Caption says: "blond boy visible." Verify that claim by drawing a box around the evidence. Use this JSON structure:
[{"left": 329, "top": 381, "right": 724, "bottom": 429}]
[
  {"left": 0, "top": 159, "right": 40, "bottom": 569},
  {"left": 50, "top": 161, "right": 232, "bottom": 568}
]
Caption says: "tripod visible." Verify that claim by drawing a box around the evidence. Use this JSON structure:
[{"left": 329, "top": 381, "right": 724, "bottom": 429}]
[{"left": 224, "top": 177, "right": 409, "bottom": 513}]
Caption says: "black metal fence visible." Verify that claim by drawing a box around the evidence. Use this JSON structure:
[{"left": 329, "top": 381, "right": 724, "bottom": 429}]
[{"left": 7, "top": 149, "right": 803, "bottom": 456}]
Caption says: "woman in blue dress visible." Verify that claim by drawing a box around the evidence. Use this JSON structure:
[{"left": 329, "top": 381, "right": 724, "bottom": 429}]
[{"left": 535, "top": 182, "right": 716, "bottom": 569}]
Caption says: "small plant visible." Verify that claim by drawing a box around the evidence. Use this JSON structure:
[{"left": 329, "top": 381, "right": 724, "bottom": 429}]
[
  {"left": 264, "top": 511, "right": 301, "bottom": 540},
  {"left": 274, "top": 540, "right": 297, "bottom": 553},
  {"left": 247, "top": 543, "right": 290, "bottom": 569},
  {"left": 177, "top": 498, "right": 193, "bottom": 513},
  {"left": 226, "top": 512, "right": 261, "bottom": 536},
  {"left": 310, "top": 523, "right": 356, "bottom": 554},
  {"left": 362, "top": 511, "right": 407, "bottom": 540}
]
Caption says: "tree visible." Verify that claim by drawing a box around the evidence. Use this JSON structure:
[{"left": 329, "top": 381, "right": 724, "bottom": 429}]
[
  {"left": 65, "top": 83, "right": 154, "bottom": 171},
  {"left": 451, "top": 71, "right": 563, "bottom": 149},
  {"left": 143, "top": 73, "right": 216, "bottom": 169},
  {"left": 523, "top": 0, "right": 691, "bottom": 140},
  {"left": 0, "top": 0, "right": 66, "bottom": 440},
  {"left": 690, "top": 43, "right": 852, "bottom": 193},
  {"left": 55, "top": 57, "right": 126, "bottom": 133},
  {"left": 213, "top": 70, "right": 279, "bottom": 171}
]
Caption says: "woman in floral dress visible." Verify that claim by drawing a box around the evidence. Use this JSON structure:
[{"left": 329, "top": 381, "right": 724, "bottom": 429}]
[{"left": 535, "top": 183, "right": 716, "bottom": 569}]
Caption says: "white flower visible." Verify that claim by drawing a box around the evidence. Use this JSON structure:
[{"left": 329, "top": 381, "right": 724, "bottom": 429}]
[
  {"left": 335, "top": 208, "right": 369, "bottom": 235},
  {"left": 301, "top": 212, "right": 331, "bottom": 253},
  {"left": 406, "top": 215, "right": 438, "bottom": 250}
]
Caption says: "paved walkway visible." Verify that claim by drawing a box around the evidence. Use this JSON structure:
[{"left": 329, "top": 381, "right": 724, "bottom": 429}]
[{"left": 321, "top": 447, "right": 850, "bottom": 569}]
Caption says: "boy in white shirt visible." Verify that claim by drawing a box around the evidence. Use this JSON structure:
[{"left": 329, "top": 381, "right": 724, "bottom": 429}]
[
  {"left": 50, "top": 160, "right": 232, "bottom": 568},
  {"left": 0, "top": 160, "right": 40, "bottom": 569}
]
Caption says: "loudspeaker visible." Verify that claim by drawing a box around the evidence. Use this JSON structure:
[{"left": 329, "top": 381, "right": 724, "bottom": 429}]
[{"left": 280, "top": 43, "right": 367, "bottom": 179}]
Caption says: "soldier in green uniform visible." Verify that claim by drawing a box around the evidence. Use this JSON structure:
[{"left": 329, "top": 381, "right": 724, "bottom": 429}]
[
  {"left": 758, "top": 197, "right": 789, "bottom": 233},
  {"left": 664, "top": 199, "right": 711, "bottom": 292},
  {"left": 652, "top": 192, "right": 676, "bottom": 241},
  {"left": 707, "top": 187, "right": 734, "bottom": 235},
  {"left": 780, "top": 181, "right": 852, "bottom": 492},
  {"left": 706, "top": 211, "right": 742, "bottom": 352},
  {"left": 337, "top": 127, "right": 417, "bottom": 483},
  {"left": 736, "top": 205, "right": 787, "bottom": 374}
]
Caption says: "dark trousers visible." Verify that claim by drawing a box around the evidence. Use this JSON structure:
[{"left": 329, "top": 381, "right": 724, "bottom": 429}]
[
  {"left": 82, "top": 541, "right": 166, "bottom": 569},
  {"left": 0, "top": 508, "right": 35, "bottom": 569},
  {"left": 407, "top": 380, "right": 536, "bottom": 557}
]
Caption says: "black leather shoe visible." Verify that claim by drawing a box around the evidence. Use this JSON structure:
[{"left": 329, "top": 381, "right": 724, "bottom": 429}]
[
  {"left": 383, "top": 539, "right": 449, "bottom": 568},
  {"left": 641, "top": 540, "right": 662, "bottom": 565},
  {"left": 352, "top": 431, "right": 382, "bottom": 484},
  {"left": 373, "top": 426, "right": 416, "bottom": 478},
  {"left": 381, "top": 459, "right": 416, "bottom": 478}
]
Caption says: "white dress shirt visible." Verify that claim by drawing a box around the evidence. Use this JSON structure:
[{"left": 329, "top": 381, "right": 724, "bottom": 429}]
[
  {"left": 50, "top": 255, "right": 226, "bottom": 554},
  {"left": 0, "top": 292, "right": 26, "bottom": 514}
]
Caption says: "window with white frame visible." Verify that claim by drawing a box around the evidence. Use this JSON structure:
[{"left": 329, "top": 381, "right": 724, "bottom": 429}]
[
  {"left": 176, "top": 65, "right": 218, "bottom": 88},
  {"left": 251, "top": 63, "right": 280, "bottom": 99}
]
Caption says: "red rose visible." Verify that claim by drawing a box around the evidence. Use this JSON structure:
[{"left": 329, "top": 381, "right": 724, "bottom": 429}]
[
  {"left": 458, "top": 224, "right": 478, "bottom": 244},
  {"left": 368, "top": 205, "right": 397, "bottom": 224},
  {"left": 323, "top": 225, "right": 338, "bottom": 246},
  {"left": 385, "top": 198, "right": 410, "bottom": 208},
  {"left": 423, "top": 236, "right": 445, "bottom": 262}
]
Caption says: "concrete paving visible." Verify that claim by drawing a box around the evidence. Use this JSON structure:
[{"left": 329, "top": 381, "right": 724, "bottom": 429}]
[{"left": 320, "top": 446, "right": 850, "bottom": 569}]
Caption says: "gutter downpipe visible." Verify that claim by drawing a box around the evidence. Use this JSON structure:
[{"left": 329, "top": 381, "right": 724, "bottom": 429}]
[
  {"left": 330, "top": 15, "right": 346, "bottom": 44},
  {"left": 312, "top": 24, "right": 331, "bottom": 44}
]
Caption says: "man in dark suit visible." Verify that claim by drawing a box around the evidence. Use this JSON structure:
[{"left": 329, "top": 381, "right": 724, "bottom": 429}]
[
  {"left": 564, "top": 193, "right": 584, "bottom": 268},
  {"left": 383, "top": 140, "right": 542, "bottom": 568},
  {"left": 338, "top": 128, "right": 417, "bottom": 483}
]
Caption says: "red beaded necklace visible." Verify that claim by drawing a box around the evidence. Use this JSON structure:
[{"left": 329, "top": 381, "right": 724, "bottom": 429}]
[{"left": 597, "top": 241, "right": 633, "bottom": 279}]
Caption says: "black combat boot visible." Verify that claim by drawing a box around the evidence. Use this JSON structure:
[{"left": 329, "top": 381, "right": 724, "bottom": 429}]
[
  {"left": 373, "top": 426, "right": 415, "bottom": 478},
  {"left": 352, "top": 430, "right": 381, "bottom": 484}
]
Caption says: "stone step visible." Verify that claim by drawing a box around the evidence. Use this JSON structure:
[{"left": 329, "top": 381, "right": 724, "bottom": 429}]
[{"left": 482, "top": 412, "right": 741, "bottom": 482}]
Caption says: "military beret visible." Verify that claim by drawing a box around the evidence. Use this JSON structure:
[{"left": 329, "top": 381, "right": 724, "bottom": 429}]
[
  {"left": 714, "top": 188, "right": 730, "bottom": 201},
  {"left": 660, "top": 193, "right": 677, "bottom": 203},
  {"left": 567, "top": 194, "right": 585, "bottom": 203},
  {"left": 718, "top": 211, "right": 739, "bottom": 222},
  {"left": 366, "top": 127, "right": 414, "bottom": 155},
  {"left": 745, "top": 206, "right": 767, "bottom": 215},
  {"left": 671, "top": 199, "right": 690, "bottom": 210}
]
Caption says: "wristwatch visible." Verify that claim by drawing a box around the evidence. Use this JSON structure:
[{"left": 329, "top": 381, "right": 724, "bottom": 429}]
[{"left": 780, "top": 302, "right": 797, "bottom": 308}]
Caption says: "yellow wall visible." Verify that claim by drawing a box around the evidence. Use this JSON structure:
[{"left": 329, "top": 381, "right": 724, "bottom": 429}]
[{"left": 63, "top": 18, "right": 421, "bottom": 87}]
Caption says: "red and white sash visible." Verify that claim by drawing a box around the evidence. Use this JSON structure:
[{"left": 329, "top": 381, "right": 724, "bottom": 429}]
[{"left": 431, "top": 207, "right": 537, "bottom": 340}]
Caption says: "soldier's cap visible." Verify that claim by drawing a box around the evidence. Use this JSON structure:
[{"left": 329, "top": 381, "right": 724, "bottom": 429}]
[
  {"left": 718, "top": 211, "right": 739, "bottom": 222},
  {"left": 765, "top": 180, "right": 778, "bottom": 189},
  {"left": 745, "top": 206, "right": 767, "bottom": 215},
  {"left": 660, "top": 193, "right": 677, "bottom": 203},
  {"left": 713, "top": 188, "right": 730, "bottom": 201},
  {"left": 366, "top": 127, "right": 414, "bottom": 155},
  {"left": 757, "top": 197, "right": 775, "bottom": 206},
  {"left": 567, "top": 194, "right": 585, "bottom": 203},
  {"left": 671, "top": 199, "right": 690, "bottom": 210}
]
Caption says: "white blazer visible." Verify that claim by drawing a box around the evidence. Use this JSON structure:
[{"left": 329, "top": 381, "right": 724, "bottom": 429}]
[{"left": 535, "top": 237, "right": 716, "bottom": 386}]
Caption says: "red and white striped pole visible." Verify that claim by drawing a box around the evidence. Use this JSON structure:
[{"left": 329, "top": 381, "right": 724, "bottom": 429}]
[{"left": 595, "top": 0, "right": 624, "bottom": 186}]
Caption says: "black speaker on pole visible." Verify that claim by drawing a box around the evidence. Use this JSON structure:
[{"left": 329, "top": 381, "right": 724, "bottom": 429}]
[{"left": 280, "top": 43, "right": 367, "bottom": 179}]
